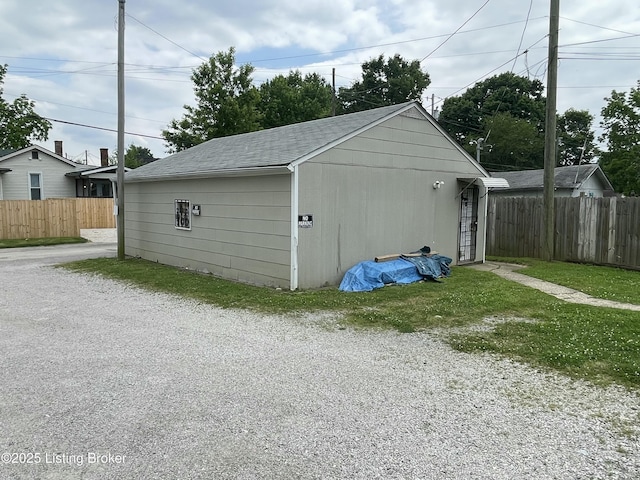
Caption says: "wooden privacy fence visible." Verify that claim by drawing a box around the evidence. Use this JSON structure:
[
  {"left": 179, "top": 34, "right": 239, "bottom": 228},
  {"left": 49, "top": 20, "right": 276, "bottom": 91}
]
[
  {"left": 0, "top": 198, "right": 115, "bottom": 239},
  {"left": 487, "top": 196, "right": 640, "bottom": 269}
]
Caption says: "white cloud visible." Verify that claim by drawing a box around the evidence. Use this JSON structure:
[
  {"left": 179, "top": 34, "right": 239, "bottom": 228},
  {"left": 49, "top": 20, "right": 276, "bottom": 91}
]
[{"left": 1, "top": 0, "right": 638, "bottom": 162}]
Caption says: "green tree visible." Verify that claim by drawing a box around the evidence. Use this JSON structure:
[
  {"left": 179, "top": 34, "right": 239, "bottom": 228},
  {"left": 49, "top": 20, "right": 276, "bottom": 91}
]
[
  {"left": 438, "top": 72, "right": 546, "bottom": 147},
  {"left": 337, "top": 54, "right": 430, "bottom": 113},
  {"left": 124, "top": 144, "right": 155, "bottom": 169},
  {"left": 557, "top": 109, "right": 596, "bottom": 166},
  {"left": 474, "top": 112, "right": 545, "bottom": 171},
  {"left": 162, "top": 48, "right": 261, "bottom": 153},
  {"left": 258, "top": 71, "right": 333, "bottom": 129},
  {"left": 599, "top": 82, "right": 640, "bottom": 195},
  {"left": 0, "top": 64, "right": 51, "bottom": 150}
]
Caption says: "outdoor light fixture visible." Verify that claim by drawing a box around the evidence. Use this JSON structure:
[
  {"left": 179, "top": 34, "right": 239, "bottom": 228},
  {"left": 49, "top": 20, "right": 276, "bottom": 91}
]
[{"left": 433, "top": 180, "right": 444, "bottom": 189}]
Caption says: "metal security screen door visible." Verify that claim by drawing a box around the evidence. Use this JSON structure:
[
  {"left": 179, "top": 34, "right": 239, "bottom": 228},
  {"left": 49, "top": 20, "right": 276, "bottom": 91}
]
[{"left": 459, "top": 185, "right": 479, "bottom": 262}]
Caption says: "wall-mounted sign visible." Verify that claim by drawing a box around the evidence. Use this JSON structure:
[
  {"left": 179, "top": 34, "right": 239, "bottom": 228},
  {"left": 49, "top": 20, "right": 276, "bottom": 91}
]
[{"left": 298, "top": 214, "right": 313, "bottom": 228}]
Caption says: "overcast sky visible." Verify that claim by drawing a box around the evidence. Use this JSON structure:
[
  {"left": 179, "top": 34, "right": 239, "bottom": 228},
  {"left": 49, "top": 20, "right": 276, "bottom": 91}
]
[{"left": 1, "top": 0, "right": 638, "bottom": 165}]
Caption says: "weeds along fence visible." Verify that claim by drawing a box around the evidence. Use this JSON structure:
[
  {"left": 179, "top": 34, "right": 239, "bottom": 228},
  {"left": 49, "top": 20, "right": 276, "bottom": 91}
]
[
  {"left": 0, "top": 198, "right": 115, "bottom": 239},
  {"left": 487, "top": 196, "right": 640, "bottom": 269}
]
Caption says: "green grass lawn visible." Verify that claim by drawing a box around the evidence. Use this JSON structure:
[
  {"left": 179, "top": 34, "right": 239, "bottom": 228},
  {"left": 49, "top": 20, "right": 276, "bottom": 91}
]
[
  {"left": 0, "top": 237, "right": 88, "bottom": 248},
  {"left": 488, "top": 256, "right": 640, "bottom": 305},
  {"left": 63, "top": 257, "right": 640, "bottom": 390}
]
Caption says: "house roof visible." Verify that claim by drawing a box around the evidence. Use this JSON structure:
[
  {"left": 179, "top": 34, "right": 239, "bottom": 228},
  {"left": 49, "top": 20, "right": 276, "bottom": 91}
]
[
  {"left": 65, "top": 165, "right": 131, "bottom": 177},
  {"left": 0, "top": 149, "right": 17, "bottom": 158},
  {"left": 490, "top": 164, "right": 614, "bottom": 192},
  {"left": 0, "top": 145, "right": 80, "bottom": 168},
  {"left": 127, "top": 101, "right": 490, "bottom": 183}
]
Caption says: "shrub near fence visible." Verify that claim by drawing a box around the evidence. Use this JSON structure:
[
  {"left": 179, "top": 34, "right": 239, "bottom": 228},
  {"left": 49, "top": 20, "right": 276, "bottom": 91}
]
[
  {"left": 0, "top": 198, "right": 115, "bottom": 240},
  {"left": 487, "top": 196, "right": 640, "bottom": 269}
]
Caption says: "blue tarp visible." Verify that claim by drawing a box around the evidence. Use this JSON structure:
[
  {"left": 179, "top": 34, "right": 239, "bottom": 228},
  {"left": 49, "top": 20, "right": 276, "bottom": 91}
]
[
  {"left": 339, "top": 258, "right": 423, "bottom": 292},
  {"left": 401, "top": 254, "right": 452, "bottom": 279},
  {"left": 339, "top": 255, "right": 452, "bottom": 292}
]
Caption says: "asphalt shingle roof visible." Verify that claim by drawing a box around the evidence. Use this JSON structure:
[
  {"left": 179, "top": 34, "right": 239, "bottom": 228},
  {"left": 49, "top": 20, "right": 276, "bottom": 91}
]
[
  {"left": 126, "top": 102, "right": 418, "bottom": 181},
  {"left": 491, "top": 164, "right": 612, "bottom": 190}
]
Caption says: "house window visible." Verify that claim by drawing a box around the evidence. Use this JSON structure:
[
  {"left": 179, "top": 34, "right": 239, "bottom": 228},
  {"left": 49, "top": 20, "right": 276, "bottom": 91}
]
[
  {"left": 31, "top": 150, "right": 39, "bottom": 160},
  {"left": 175, "top": 199, "right": 191, "bottom": 230},
  {"left": 29, "top": 173, "right": 42, "bottom": 200}
]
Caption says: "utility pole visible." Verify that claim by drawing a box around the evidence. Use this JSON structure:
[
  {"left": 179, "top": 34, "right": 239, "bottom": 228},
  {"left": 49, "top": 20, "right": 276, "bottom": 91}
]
[
  {"left": 117, "top": 0, "right": 126, "bottom": 260},
  {"left": 476, "top": 138, "right": 484, "bottom": 163},
  {"left": 332, "top": 68, "right": 336, "bottom": 116},
  {"left": 542, "top": 0, "right": 559, "bottom": 261}
]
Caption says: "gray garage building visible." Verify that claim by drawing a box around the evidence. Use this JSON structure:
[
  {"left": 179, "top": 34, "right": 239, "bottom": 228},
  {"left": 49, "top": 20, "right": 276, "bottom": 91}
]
[{"left": 124, "top": 101, "right": 507, "bottom": 289}]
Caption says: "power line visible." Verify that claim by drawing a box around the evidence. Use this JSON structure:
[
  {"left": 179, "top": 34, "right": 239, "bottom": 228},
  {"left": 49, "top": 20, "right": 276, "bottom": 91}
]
[
  {"left": 560, "top": 17, "right": 639, "bottom": 36},
  {"left": 420, "top": 0, "right": 492, "bottom": 63},
  {"left": 44, "top": 117, "right": 164, "bottom": 140},
  {"left": 560, "top": 33, "right": 640, "bottom": 48},
  {"left": 511, "top": 0, "right": 534, "bottom": 72},
  {"left": 3, "top": 92, "right": 168, "bottom": 125},
  {"left": 126, "top": 14, "right": 208, "bottom": 62},
  {"left": 2, "top": 17, "right": 546, "bottom": 72}
]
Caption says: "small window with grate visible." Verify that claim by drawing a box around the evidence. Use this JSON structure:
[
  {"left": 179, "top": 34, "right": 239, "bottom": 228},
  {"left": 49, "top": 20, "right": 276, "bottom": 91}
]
[{"left": 175, "top": 199, "right": 191, "bottom": 230}]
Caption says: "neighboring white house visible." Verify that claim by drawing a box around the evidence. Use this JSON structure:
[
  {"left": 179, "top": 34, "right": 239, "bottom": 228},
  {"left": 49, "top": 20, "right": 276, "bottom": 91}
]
[
  {"left": 0, "top": 143, "right": 126, "bottom": 200},
  {"left": 0, "top": 145, "right": 79, "bottom": 200},
  {"left": 489, "top": 164, "right": 614, "bottom": 198},
  {"left": 124, "top": 101, "right": 508, "bottom": 290}
]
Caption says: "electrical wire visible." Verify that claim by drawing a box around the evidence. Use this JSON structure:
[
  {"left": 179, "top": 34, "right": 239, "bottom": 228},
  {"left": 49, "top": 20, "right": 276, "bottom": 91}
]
[
  {"left": 126, "top": 14, "right": 208, "bottom": 62},
  {"left": 420, "top": 0, "right": 492, "bottom": 63},
  {"left": 511, "top": 0, "right": 533, "bottom": 72},
  {"left": 44, "top": 117, "right": 164, "bottom": 140}
]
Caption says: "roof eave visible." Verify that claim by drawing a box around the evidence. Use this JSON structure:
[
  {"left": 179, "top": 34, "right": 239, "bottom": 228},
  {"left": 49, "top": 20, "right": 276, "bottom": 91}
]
[{"left": 125, "top": 165, "right": 292, "bottom": 183}]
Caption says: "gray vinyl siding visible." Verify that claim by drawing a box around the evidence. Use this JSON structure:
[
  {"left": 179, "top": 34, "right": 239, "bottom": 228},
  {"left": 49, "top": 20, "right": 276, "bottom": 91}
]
[
  {"left": 0, "top": 153, "right": 77, "bottom": 199},
  {"left": 125, "top": 175, "right": 291, "bottom": 288},
  {"left": 297, "top": 113, "right": 487, "bottom": 288},
  {"left": 574, "top": 175, "right": 605, "bottom": 197}
]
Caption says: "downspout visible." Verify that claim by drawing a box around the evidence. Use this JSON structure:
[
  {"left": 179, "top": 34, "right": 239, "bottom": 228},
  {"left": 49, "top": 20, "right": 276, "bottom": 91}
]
[{"left": 289, "top": 164, "right": 299, "bottom": 290}]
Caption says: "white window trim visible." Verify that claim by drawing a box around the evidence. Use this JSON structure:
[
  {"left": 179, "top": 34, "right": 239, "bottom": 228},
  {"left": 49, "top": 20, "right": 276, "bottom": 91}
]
[
  {"left": 28, "top": 172, "right": 44, "bottom": 200},
  {"left": 174, "top": 199, "right": 192, "bottom": 230}
]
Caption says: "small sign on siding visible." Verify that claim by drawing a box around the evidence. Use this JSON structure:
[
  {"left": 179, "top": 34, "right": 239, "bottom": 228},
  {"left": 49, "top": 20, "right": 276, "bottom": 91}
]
[{"left": 298, "top": 214, "right": 313, "bottom": 228}]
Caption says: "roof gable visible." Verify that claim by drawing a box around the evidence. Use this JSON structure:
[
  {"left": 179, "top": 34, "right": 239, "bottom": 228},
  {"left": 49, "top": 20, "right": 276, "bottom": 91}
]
[
  {"left": 0, "top": 145, "right": 80, "bottom": 168},
  {"left": 127, "top": 101, "right": 489, "bottom": 182}
]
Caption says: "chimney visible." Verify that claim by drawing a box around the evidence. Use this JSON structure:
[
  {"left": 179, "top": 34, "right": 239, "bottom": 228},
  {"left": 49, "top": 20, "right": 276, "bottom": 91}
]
[
  {"left": 100, "top": 148, "right": 109, "bottom": 167},
  {"left": 54, "top": 141, "right": 63, "bottom": 157}
]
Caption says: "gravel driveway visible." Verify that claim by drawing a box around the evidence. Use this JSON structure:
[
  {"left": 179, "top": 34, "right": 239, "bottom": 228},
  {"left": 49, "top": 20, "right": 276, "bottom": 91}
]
[{"left": 1, "top": 247, "right": 639, "bottom": 479}]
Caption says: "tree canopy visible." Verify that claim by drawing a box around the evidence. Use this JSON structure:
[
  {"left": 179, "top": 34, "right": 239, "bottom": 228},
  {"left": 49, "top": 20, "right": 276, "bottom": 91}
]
[
  {"left": 124, "top": 144, "right": 155, "bottom": 169},
  {"left": 163, "top": 51, "right": 338, "bottom": 153},
  {"left": 163, "top": 50, "right": 430, "bottom": 152},
  {"left": 599, "top": 81, "right": 640, "bottom": 195},
  {"left": 438, "top": 72, "right": 546, "bottom": 148},
  {"left": 473, "top": 112, "right": 545, "bottom": 171},
  {"left": 557, "top": 109, "right": 597, "bottom": 166},
  {"left": 438, "top": 72, "right": 600, "bottom": 171},
  {"left": 258, "top": 71, "right": 333, "bottom": 129},
  {"left": 338, "top": 54, "right": 430, "bottom": 113},
  {"left": 162, "top": 48, "right": 261, "bottom": 153},
  {"left": 0, "top": 64, "right": 51, "bottom": 150}
]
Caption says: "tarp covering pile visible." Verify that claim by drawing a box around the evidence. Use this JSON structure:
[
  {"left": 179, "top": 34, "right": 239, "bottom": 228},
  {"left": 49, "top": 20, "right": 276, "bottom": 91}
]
[{"left": 339, "top": 254, "right": 452, "bottom": 292}]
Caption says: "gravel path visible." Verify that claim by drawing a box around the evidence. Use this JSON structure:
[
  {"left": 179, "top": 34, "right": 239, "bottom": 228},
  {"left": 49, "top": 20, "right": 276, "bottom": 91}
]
[{"left": 1, "top": 258, "right": 639, "bottom": 479}]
